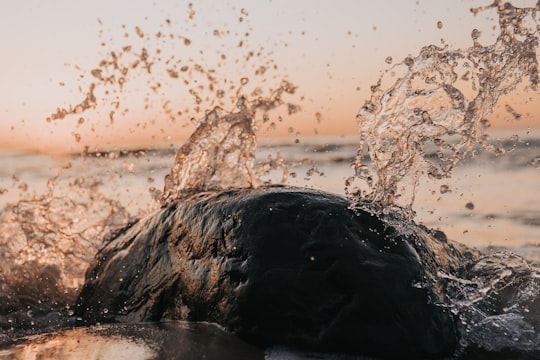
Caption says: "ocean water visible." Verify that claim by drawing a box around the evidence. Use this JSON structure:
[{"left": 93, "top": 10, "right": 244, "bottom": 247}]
[
  {"left": 1, "top": 129, "right": 538, "bottom": 267},
  {"left": 1, "top": 1, "right": 540, "bottom": 358}
]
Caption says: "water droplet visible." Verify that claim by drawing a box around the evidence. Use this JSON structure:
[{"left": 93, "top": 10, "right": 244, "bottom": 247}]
[
  {"left": 403, "top": 57, "right": 414, "bottom": 67},
  {"left": 440, "top": 184, "right": 451, "bottom": 194},
  {"left": 437, "top": 21, "right": 443, "bottom": 29},
  {"left": 385, "top": 56, "right": 393, "bottom": 64},
  {"left": 471, "top": 28, "right": 481, "bottom": 41},
  {"left": 240, "top": 77, "right": 249, "bottom": 85}
]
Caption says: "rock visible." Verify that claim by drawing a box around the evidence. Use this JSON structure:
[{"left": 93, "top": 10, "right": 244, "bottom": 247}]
[{"left": 76, "top": 185, "right": 476, "bottom": 359}]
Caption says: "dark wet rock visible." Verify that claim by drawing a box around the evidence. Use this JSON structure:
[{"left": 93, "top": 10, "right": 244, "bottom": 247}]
[{"left": 76, "top": 185, "right": 478, "bottom": 359}]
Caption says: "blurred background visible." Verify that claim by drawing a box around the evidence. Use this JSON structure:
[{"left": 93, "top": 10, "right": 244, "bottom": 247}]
[{"left": 1, "top": 0, "right": 538, "bottom": 153}]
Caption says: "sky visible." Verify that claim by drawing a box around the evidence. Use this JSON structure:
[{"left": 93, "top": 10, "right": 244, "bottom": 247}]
[{"left": 1, "top": 0, "right": 539, "bottom": 153}]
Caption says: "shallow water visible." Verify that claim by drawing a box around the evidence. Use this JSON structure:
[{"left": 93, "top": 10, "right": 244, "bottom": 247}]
[{"left": 0, "top": 322, "right": 265, "bottom": 360}]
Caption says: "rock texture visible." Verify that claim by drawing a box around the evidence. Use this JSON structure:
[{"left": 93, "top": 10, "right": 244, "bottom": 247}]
[{"left": 76, "top": 185, "right": 477, "bottom": 359}]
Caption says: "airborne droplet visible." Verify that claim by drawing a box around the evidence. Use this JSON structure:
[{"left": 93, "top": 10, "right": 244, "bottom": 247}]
[
  {"left": 440, "top": 184, "right": 451, "bottom": 194},
  {"left": 471, "top": 29, "right": 481, "bottom": 41}
]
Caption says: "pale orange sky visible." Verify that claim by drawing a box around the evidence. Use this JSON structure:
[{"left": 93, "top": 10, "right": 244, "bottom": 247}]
[{"left": 1, "top": 0, "right": 539, "bottom": 154}]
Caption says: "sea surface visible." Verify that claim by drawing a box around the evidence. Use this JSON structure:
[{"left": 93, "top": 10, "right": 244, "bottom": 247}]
[{"left": 2, "top": 131, "right": 537, "bottom": 262}]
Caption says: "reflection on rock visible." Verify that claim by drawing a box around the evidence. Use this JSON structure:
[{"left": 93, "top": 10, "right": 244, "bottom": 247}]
[{"left": 77, "top": 185, "right": 477, "bottom": 359}]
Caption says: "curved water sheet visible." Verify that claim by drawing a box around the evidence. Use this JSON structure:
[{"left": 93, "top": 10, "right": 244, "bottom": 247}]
[
  {"left": 346, "top": 1, "right": 540, "bottom": 219},
  {"left": 0, "top": 322, "right": 264, "bottom": 360},
  {"left": 161, "top": 81, "right": 298, "bottom": 205}
]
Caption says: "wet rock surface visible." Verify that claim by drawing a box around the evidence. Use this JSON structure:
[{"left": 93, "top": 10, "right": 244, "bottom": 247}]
[{"left": 76, "top": 185, "right": 477, "bottom": 358}]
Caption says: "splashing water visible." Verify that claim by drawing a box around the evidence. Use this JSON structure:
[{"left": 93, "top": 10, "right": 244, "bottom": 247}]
[
  {"left": 0, "top": 6, "right": 302, "bottom": 338},
  {"left": 44, "top": 6, "right": 299, "bottom": 149},
  {"left": 346, "top": 1, "right": 539, "bottom": 218},
  {"left": 440, "top": 251, "right": 540, "bottom": 354},
  {"left": 1, "top": 1, "right": 539, "bottom": 356},
  {"left": 40, "top": 4, "right": 305, "bottom": 207},
  {"left": 160, "top": 81, "right": 298, "bottom": 204},
  {"left": 0, "top": 164, "right": 133, "bottom": 335},
  {"left": 0, "top": 168, "right": 132, "bottom": 291}
]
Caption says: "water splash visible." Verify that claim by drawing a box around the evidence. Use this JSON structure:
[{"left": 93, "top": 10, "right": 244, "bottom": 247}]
[
  {"left": 41, "top": 2, "right": 307, "bottom": 206},
  {"left": 440, "top": 251, "right": 540, "bottom": 353},
  {"left": 160, "top": 98, "right": 258, "bottom": 202},
  {"left": 0, "top": 5, "right": 304, "bottom": 331},
  {"left": 0, "top": 164, "right": 133, "bottom": 334},
  {"left": 161, "top": 81, "right": 298, "bottom": 205},
  {"left": 346, "top": 1, "right": 539, "bottom": 218},
  {"left": 45, "top": 4, "right": 294, "bottom": 148}
]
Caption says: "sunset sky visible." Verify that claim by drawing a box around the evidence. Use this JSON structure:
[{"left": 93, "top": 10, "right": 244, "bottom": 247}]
[{"left": 1, "top": 0, "right": 539, "bottom": 153}]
